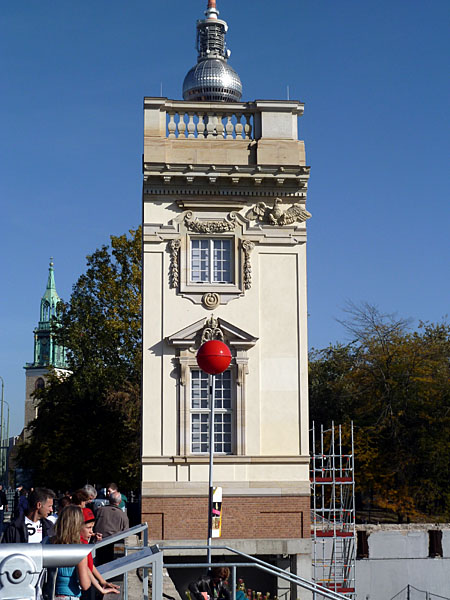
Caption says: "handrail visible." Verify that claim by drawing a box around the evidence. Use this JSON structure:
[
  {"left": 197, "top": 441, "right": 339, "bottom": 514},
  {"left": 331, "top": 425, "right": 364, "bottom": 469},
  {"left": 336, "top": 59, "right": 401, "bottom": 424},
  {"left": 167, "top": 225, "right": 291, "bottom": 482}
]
[
  {"left": 92, "top": 523, "right": 149, "bottom": 600},
  {"left": 160, "top": 544, "right": 350, "bottom": 600},
  {"left": 93, "top": 522, "right": 148, "bottom": 549}
]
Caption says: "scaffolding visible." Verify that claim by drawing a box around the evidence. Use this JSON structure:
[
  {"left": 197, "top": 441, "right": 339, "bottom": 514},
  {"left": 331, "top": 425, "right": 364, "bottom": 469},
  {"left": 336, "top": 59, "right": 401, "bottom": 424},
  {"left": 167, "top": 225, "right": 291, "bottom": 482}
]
[{"left": 310, "top": 422, "right": 356, "bottom": 599}]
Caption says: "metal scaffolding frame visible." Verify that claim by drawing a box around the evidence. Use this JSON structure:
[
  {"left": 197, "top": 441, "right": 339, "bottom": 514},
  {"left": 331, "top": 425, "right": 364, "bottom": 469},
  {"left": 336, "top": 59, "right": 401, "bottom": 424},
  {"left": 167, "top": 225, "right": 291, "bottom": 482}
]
[{"left": 311, "top": 422, "right": 356, "bottom": 598}]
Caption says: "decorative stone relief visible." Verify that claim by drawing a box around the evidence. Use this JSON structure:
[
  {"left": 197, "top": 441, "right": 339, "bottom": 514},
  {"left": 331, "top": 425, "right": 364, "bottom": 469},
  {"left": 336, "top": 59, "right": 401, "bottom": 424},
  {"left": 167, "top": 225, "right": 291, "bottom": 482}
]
[
  {"left": 168, "top": 239, "right": 181, "bottom": 288},
  {"left": 184, "top": 211, "right": 237, "bottom": 233},
  {"left": 200, "top": 316, "right": 224, "bottom": 344},
  {"left": 246, "top": 198, "right": 312, "bottom": 226},
  {"left": 241, "top": 240, "right": 255, "bottom": 290},
  {"left": 202, "top": 293, "right": 220, "bottom": 310}
]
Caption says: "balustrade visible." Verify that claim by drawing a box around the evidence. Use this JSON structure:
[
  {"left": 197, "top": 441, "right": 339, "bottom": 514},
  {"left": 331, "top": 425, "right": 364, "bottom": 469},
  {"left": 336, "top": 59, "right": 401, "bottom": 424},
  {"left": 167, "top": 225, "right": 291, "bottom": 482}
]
[{"left": 166, "top": 110, "right": 254, "bottom": 140}]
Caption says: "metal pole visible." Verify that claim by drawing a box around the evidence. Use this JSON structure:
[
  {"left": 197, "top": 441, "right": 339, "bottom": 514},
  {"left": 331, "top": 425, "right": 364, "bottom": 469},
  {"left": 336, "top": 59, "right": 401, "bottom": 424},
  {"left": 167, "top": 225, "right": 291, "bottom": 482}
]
[
  {"left": 123, "top": 545, "right": 128, "bottom": 600},
  {"left": 231, "top": 565, "right": 236, "bottom": 600},
  {"left": 2, "top": 401, "right": 10, "bottom": 487},
  {"left": 0, "top": 376, "right": 4, "bottom": 486},
  {"left": 143, "top": 524, "right": 149, "bottom": 600},
  {"left": 207, "top": 374, "right": 216, "bottom": 565},
  {"left": 6, "top": 402, "right": 9, "bottom": 485}
]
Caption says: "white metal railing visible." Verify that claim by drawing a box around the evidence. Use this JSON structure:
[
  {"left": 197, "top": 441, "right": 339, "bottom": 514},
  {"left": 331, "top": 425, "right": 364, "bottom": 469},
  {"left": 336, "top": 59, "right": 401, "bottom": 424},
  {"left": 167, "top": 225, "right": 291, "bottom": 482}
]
[
  {"left": 161, "top": 544, "right": 350, "bottom": 600},
  {"left": 166, "top": 110, "right": 254, "bottom": 140},
  {"left": 92, "top": 522, "right": 152, "bottom": 600}
]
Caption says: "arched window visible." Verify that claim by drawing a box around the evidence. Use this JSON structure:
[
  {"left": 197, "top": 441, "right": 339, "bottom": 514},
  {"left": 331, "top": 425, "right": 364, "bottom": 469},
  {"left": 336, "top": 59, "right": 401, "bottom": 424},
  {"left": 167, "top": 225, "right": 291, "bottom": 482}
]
[
  {"left": 35, "top": 378, "right": 45, "bottom": 391},
  {"left": 43, "top": 301, "right": 50, "bottom": 321}
]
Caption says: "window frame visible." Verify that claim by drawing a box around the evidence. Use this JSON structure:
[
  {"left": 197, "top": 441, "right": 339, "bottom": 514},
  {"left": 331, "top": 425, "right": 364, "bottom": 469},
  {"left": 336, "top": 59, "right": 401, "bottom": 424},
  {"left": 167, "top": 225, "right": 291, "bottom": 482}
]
[
  {"left": 190, "top": 238, "right": 233, "bottom": 284},
  {"left": 190, "top": 369, "right": 234, "bottom": 455},
  {"left": 179, "top": 232, "right": 243, "bottom": 296}
]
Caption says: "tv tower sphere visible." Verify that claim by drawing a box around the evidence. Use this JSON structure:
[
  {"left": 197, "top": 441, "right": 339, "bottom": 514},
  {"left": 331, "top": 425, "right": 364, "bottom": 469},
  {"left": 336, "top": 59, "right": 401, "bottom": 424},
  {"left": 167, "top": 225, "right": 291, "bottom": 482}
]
[{"left": 182, "top": 0, "right": 242, "bottom": 103}]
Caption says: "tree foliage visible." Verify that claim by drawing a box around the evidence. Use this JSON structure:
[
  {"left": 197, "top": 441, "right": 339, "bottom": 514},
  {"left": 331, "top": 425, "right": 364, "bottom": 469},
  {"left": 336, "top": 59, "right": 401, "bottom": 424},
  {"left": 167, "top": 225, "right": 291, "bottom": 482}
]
[
  {"left": 309, "top": 303, "right": 450, "bottom": 521},
  {"left": 18, "top": 228, "right": 142, "bottom": 491}
]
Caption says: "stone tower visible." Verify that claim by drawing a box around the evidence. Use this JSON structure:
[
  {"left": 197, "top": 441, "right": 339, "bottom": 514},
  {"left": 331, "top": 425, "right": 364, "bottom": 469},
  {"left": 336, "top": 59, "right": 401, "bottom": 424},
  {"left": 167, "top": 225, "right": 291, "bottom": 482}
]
[
  {"left": 142, "top": 0, "right": 312, "bottom": 586},
  {"left": 24, "top": 260, "right": 68, "bottom": 430}
]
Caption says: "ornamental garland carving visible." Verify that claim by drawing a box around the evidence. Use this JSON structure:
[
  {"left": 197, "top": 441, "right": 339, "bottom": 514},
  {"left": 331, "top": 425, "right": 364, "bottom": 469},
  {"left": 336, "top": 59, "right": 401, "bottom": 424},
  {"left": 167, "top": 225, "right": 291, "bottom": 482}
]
[
  {"left": 184, "top": 211, "right": 237, "bottom": 233},
  {"left": 241, "top": 240, "right": 255, "bottom": 290},
  {"left": 168, "top": 239, "right": 181, "bottom": 288},
  {"left": 246, "top": 198, "right": 312, "bottom": 226},
  {"left": 201, "top": 316, "right": 224, "bottom": 344}
]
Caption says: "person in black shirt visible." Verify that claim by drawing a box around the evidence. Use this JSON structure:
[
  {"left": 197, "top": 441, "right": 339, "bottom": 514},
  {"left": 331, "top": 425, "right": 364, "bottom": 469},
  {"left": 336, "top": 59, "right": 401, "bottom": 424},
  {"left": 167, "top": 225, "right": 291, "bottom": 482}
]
[
  {"left": 2, "top": 487, "right": 55, "bottom": 543},
  {"left": 189, "top": 567, "right": 231, "bottom": 600},
  {"left": 0, "top": 485, "right": 8, "bottom": 534}
]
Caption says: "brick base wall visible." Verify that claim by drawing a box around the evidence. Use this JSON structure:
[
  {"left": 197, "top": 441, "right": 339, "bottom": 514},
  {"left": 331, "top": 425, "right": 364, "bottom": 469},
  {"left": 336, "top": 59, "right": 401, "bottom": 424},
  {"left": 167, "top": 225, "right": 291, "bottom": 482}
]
[{"left": 142, "top": 496, "right": 310, "bottom": 540}]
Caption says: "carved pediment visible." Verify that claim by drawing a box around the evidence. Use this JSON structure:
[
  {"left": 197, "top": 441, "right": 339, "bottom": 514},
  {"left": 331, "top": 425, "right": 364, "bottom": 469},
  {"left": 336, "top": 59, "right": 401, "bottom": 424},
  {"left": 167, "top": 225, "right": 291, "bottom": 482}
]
[{"left": 167, "top": 316, "right": 258, "bottom": 351}]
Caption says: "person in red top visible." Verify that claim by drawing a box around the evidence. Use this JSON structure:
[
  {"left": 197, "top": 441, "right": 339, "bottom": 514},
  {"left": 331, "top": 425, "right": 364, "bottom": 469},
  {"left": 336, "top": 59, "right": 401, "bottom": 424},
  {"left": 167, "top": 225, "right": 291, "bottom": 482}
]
[{"left": 80, "top": 508, "right": 119, "bottom": 599}]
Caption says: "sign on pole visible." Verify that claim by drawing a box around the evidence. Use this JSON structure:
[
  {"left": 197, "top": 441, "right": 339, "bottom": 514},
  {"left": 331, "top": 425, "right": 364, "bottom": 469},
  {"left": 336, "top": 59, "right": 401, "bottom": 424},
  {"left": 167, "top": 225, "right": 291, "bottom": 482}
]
[{"left": 211, "top": 486, "right": 223, "bottom": 538}]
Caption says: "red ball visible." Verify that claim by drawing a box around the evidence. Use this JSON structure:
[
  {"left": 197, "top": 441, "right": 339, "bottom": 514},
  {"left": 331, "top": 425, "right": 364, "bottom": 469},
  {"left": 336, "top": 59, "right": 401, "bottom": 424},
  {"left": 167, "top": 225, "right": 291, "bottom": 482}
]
[{"left": 196, "top": 340, "right": 232, "bottom": 375}]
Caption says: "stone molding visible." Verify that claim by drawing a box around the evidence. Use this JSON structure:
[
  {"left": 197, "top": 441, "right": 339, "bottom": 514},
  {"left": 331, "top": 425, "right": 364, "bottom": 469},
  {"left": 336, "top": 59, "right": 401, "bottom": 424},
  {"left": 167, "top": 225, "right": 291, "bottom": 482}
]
[
  {"left": 167, "top": 316, "right": 258, "bottom": 456},
  {"left": 142, "top": 455, "right": 309, "bottom": 464},
  {"left": 241, "top": 240, "right": 255, "bottom": 290},
  {"left": 184, "top": 211, "right": 237, "bottom": 233},
  {"left": 202, "top": 292, "right": 220, "bottom": 310},
  {"left": 200, "top": 315, "right": 224, "bottom": 344},
  {"left": 143, "top": 163, "right": 310, "bottom": 198},
  {"left": 168, "top": 239, "right": 181, "bottom": 288}
]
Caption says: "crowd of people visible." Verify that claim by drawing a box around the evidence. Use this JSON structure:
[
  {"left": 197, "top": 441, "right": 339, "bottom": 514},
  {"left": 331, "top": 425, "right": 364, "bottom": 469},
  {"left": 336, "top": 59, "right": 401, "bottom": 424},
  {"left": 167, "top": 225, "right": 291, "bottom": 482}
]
[
  {"left": 1, "top": 484, "right": 235, "bottom": 600},
  {"left": 0, "top": 484, "right": 130, "bottom": 600}
]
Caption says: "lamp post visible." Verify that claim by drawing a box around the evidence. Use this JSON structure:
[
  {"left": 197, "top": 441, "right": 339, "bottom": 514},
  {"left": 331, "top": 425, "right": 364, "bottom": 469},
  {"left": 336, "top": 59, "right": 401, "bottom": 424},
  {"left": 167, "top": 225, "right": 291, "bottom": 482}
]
[{"left": 196, "top": 340, "right": 231, "bottom": 565}]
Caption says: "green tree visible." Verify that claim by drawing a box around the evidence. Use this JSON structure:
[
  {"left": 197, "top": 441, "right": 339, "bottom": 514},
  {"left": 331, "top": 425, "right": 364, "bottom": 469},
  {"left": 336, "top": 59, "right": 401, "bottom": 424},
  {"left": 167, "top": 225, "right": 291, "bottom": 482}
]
[
  {"left": 18, "top": 228, "right": 142, "bottom": 491},
  {"left": 309, "top": 304, "right": 450, "bottom": 521}
]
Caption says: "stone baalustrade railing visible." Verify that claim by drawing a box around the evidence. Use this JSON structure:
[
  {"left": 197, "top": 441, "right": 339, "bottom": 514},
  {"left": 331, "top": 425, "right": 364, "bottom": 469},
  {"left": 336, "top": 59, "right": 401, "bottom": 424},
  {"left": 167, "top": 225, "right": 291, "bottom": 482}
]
[
  {"left": 167, "top": 109, "right": 254, "bottom": 140},
  {"left": 144, "top": 98, "right": 305, "bottom": 143}
]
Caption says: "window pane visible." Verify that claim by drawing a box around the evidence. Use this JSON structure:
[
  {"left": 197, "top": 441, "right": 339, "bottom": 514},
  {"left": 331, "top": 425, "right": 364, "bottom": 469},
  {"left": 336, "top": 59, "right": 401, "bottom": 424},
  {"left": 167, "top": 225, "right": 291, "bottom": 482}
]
[
  {"left": 191, "top": 370, "right": 209, "bottom": 409},
  {"left": 213, "top": 239, "right": 232, "bottom": 283},
  {"left": 191, "top": 239, "right": 210, "bottom": 282},
  {"left": 215, "top": 371, "right": 231, "bottom": 409},
  {"left": 192, "top": 414, "right": 210, "bottom": 453},
  {"left": 214, "top": 413, "right": 232, "bottom": 453}
]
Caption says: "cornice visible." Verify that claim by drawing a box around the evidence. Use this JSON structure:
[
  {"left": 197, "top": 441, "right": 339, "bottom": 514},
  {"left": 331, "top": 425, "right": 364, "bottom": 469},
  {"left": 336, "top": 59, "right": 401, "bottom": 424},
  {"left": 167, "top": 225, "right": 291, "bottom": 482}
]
[
  {"left": 143, "top": 162, "right": 310, "bottom": 198},
  {"left": 142, "top": 455, "right": 310, "bottom": 465}
]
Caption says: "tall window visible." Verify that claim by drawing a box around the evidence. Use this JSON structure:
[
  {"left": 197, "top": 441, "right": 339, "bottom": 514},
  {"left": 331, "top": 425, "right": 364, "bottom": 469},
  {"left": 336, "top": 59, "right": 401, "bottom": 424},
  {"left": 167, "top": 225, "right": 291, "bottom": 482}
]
[
  {"left": 191, "top": 369, "right": 233, "bottom": 454},
  {"left": 191, "top": 239, "right": 232, "bottom": 284}
]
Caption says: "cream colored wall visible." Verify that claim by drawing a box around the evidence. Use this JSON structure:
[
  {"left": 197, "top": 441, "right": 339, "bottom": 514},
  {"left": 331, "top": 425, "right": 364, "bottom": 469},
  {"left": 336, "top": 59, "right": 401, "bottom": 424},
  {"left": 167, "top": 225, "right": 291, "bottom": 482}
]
[
  {"left": 142, "top": 228, "right": 309, "bottom": 488},
  {"left": 142, "top": 99, "right": 310, "bottom": 495}
]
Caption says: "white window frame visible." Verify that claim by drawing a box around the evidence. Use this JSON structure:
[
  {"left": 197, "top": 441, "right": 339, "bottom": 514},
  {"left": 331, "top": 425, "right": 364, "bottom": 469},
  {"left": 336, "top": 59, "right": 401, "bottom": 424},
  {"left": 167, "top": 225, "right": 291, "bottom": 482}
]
[
  {"left": 190, "top": 369, "right": 234, "bottom": 455},
  {"left": 190, "top": 238, "right": 233, "bottom": 284},
  {"left": 178, "top": 233, "right": 243, "bottom": 296}
]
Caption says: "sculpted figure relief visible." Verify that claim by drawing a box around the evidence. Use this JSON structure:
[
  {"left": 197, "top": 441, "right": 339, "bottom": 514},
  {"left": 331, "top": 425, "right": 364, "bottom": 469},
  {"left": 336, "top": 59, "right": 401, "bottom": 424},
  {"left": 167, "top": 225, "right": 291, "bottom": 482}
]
[{"left": 246, "top": 198, "right": 311, "bottom": 226}]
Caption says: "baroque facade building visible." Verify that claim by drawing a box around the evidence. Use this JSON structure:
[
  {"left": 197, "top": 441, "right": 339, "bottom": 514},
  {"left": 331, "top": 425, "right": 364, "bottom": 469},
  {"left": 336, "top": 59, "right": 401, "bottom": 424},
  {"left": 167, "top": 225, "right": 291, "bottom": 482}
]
[
  {"left": 24, "top": 260, "right": 68, "bottom": 432},
  {"left": 142, "top": 0, "right": 312, "bottom": 586}
]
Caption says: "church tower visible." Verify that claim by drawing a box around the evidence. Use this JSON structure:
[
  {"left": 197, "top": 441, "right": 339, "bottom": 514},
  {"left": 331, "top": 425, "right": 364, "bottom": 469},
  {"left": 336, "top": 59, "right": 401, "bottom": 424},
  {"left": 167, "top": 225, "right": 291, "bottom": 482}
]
[
  {"left": 142, "top": 0, "right": 312, "bottom": 588},
  {"left": 24, "top": 260, "right": 68, "bottom": 430}
]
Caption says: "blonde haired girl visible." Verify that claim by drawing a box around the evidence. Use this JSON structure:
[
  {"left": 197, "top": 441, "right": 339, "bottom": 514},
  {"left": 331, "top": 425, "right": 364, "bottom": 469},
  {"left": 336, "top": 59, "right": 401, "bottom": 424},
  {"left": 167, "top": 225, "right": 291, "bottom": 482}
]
[{"left": 52, "top": 505, "right": 91, "bottom": 598}]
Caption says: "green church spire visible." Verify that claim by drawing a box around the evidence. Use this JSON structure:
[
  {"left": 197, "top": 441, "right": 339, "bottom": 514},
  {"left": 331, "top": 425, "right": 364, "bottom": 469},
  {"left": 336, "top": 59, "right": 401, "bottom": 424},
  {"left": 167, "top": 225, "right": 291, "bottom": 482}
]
[{"left": 29, "top": 259, "right": 68, "bottom": 369}]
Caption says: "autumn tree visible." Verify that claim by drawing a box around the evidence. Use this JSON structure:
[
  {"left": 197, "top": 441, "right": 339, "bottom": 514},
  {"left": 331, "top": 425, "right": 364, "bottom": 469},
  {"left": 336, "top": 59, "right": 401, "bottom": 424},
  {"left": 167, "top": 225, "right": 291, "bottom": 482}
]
[
  {"left": 18, "top": 228, "right": 142, "bottom": 491},
  {"left": 309, "top": 303, "right": 450, "bottom": 521}
]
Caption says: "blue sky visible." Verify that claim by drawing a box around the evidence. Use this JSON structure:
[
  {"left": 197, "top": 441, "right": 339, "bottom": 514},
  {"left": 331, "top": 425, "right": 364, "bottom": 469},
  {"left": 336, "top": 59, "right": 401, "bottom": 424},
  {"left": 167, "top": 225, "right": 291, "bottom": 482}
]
[{"left": 1, "top": 0, "right": 449, "bottom": 436}]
